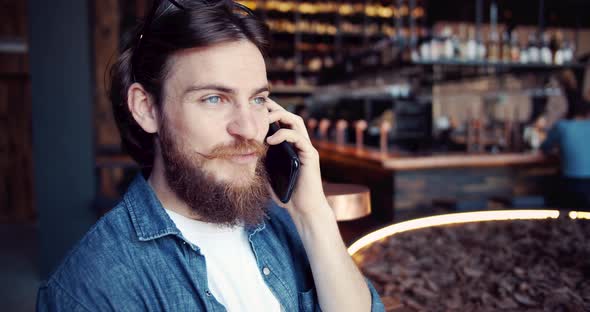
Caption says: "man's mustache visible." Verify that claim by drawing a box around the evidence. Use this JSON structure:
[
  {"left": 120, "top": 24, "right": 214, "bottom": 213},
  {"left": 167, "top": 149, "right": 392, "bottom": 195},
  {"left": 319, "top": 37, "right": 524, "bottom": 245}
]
[{"left": 199, "top": 139, "right": 268, "bottom": 160}]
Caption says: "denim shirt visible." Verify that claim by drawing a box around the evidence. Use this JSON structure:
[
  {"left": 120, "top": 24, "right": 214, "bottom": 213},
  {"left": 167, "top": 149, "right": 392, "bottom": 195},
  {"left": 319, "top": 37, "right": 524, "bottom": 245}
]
[{"left": 37, "top": 175, "right": 384, "bottom": 311}]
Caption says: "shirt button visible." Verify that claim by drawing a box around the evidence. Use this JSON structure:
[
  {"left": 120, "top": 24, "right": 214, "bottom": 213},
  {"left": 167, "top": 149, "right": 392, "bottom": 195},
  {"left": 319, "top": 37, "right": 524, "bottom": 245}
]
[
  {"left": 205, "top": 290, "right": 212, "bottom": 297},
  {"left": 262, "top": 267, "right": 271, "bottom": 276}
]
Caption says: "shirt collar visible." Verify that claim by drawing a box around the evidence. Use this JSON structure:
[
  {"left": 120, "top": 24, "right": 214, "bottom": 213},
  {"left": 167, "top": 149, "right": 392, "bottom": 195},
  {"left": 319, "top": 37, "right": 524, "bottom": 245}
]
[
  {"left": 125, "top": 174, "right": 268, "bottom": 241},
  {"left": 125, "top": 174, "right": 182, "bottom": 241}
]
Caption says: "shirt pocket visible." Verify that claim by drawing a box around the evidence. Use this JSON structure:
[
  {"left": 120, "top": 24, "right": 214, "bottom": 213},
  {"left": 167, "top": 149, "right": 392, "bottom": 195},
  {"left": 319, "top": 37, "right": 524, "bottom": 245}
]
[{"left": 298, "top": 287, "right": 320, "bottom": 312}]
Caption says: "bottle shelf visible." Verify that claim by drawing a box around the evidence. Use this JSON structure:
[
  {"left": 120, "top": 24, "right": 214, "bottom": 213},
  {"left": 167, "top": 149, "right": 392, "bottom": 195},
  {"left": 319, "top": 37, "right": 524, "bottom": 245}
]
[
  {"left": 239, "top": 1, "right": 425, "bottom": 20},
  {"left": 237, "top": 0, "right": 428, "bottom": 87}
]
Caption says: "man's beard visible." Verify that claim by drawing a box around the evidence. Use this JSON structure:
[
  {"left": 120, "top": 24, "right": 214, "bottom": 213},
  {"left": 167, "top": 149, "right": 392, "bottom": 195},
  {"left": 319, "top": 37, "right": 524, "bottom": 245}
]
[{"left": 158, "top": 121, "right": 271, "bottom": 228}]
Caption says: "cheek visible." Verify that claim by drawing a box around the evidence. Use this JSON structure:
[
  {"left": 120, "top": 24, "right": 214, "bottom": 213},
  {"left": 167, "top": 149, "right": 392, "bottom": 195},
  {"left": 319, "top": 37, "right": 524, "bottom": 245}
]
[{"left": 178, "top": 111, "right": 224, "bottom": 151}]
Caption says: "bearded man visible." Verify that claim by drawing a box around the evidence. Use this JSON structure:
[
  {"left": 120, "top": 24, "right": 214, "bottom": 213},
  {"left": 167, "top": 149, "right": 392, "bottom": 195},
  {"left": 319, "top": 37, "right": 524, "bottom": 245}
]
[{"left": 36, "top": 0, "right": 384, "bottom": 311}]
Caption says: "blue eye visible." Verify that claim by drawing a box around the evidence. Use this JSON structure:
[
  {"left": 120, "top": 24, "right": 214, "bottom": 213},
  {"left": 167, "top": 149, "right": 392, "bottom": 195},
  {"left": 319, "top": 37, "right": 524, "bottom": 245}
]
[
  {"left": 253, "top": 97, "right": 267, "bottom": 105},
  {"left": 203, "top": 96, "right": 221, "bottom": 105}
]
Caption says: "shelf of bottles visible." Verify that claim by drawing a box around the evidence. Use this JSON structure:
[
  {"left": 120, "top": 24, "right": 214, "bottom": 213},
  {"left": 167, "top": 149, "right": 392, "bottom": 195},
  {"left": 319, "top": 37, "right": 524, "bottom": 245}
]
[
  {"left": 319, "top": 0, "right": 586, "bottom": 86},
  {"left": 238, "top": 0, "right": 427, "bottom": 88},
  {"left": 323, "top": 24, "right": 581, "bottom": 86},
  {"left": 411, "top": 24, "right": 577, "bottom": 68}
]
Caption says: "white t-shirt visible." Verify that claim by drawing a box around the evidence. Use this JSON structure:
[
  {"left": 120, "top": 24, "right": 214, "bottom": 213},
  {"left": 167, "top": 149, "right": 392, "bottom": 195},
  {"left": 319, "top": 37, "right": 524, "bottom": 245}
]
[{"left": 165, "top": 209, "right": 282, "bottom": 311}]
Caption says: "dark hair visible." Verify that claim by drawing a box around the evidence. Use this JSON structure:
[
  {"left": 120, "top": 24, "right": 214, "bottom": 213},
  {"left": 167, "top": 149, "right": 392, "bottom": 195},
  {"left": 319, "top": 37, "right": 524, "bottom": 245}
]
[{"left": 109, "top": 0, "right": 269, "bottom": 167}]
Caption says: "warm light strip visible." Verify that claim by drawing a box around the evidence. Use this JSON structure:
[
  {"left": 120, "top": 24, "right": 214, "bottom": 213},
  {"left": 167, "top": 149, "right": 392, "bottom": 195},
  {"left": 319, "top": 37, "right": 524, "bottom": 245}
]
[
  {"left": 569, "top": 211, "right": 590, "bottom": 220},
  {"left": 348, "top": 210, "right": 560, "bottom": 255},
  {"left": 238, "top": 1, "right": 423, "bottom": 17}
]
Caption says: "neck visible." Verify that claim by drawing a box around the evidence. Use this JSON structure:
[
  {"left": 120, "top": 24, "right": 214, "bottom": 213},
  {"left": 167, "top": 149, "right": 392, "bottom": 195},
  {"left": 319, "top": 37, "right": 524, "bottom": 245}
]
[{"left": 148, "top": 154, "right": 203, "bottom": 220}]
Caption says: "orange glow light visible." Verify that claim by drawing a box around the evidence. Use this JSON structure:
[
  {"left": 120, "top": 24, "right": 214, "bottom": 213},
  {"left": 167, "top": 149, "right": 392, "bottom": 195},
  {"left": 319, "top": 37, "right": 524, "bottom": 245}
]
[
  {"left": 348, "top": 210, "right": 561, "bottom": 255},
  {"left": 569, "top": 211, "right": 590, "bottom": 220}
]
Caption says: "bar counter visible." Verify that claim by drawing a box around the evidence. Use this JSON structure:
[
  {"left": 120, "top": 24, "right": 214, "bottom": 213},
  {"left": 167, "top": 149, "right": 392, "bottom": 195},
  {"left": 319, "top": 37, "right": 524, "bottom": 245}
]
[
  {"left": 312, "top": 140, "right": 559, "bottom": 171},
  {"left": 313, "top": 140, "right": 560, "bottom": 222}
]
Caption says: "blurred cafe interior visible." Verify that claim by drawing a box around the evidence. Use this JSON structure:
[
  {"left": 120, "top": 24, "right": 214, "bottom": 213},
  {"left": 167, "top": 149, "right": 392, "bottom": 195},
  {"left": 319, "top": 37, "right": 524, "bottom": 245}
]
[{"left": 1, "top": 0, "right": 590, "bottom": 310}]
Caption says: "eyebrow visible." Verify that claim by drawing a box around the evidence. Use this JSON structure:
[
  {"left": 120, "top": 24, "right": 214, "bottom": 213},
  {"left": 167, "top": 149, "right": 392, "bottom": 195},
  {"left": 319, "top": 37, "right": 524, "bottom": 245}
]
[{"left": 182, "top": 84, "right": 270, "bottom": 97}]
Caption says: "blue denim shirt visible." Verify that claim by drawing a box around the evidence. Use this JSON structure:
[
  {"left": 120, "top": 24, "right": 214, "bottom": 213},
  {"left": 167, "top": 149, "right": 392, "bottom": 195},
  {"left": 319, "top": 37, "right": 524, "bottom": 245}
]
[{"left": 37, "top": 175, "right": 384, "bottom": 311}]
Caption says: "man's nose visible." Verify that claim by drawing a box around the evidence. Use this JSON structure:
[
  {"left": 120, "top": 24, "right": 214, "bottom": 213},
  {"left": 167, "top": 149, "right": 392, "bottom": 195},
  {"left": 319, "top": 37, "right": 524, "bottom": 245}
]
[{"left": 227, "top": 104, "right": 258, "bottom": 140}]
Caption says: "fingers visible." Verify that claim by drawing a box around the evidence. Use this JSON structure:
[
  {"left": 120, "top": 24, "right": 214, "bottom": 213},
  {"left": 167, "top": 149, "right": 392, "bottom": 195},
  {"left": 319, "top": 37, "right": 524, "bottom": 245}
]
[
  {"left": 266, "top": 128, "right": 318, "bottom": 159},
  {"left": 267, "top": 99, "right": 310, "bottom": 140},
  {"left": 268, "top": 110, "right": 309, "bottom": 138},
  {"left": 266, "top": 98, "right": 287, "bottom": 112}
]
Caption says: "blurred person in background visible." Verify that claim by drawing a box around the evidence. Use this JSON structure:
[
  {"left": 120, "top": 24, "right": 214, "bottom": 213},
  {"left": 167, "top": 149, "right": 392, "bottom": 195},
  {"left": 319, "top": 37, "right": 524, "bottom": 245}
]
[
  {"left": 35, "top": 0, "right": 383, "bottom": 311},
  {"left": 541, "top": 98, "right": 590, "bottom": 210}
]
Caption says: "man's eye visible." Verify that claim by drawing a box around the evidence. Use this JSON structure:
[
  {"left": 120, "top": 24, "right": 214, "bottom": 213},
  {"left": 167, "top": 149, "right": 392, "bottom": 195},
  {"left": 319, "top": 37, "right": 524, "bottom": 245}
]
[
  {"left": 253, "top": 97, "right": 267, "bottom": 105},
  {"left": 203, "top": 96, "right": 222, "bottom": 105}
]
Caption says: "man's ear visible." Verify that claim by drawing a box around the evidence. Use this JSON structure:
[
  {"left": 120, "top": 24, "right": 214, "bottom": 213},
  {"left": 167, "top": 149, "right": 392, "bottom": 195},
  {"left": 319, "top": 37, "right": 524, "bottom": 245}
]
[{"left": 127, "top": 83, "right": 159, "bottom": 133}]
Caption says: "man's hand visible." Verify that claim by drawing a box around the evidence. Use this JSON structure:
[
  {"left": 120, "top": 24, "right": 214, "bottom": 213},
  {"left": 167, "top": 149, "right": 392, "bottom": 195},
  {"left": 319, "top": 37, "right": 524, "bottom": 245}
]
[
  {"left": 265, "top": 99, "right": 376, "bottom": 312},
  {"left": 265, "top": 99, "right": 330, "bottom": 219}
]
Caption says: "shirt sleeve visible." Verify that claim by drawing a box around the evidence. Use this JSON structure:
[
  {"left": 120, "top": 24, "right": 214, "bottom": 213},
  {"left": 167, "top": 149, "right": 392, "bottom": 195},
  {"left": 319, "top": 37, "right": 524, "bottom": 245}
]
[
  {"left": 36, "top": 280, "right": 90, "bottom": 312},
  {"left": 540, "top": 124, "right": 561, "bottom": 154}
]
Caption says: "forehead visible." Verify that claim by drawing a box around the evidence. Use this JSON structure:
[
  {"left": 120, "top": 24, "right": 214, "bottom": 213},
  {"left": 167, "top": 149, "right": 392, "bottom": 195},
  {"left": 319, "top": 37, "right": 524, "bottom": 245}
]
[{"left": 164, "top": 40, "right": 268, "bottom": 94}]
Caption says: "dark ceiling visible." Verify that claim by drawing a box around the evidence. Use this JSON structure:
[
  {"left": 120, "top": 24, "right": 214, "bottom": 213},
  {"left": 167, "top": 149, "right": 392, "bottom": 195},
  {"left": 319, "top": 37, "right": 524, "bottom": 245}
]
[{"left": 427, "top": 0, "right": 590, "bottom": 28}]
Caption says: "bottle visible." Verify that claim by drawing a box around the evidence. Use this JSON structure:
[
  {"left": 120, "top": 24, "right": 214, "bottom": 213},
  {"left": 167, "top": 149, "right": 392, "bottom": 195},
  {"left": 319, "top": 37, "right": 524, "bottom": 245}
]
[
  {"left": 488, "top": 32, "right": 499, "bottom": 62},
  {"left": 477, "top": 39, "right": 487, "bottom": 61},
  {"left": 562, "top": 35, "right": 575, "bottom": 63},
  {"left": 503, "top": 119, "right": 513, "bottom": 151},
  {"left": 520, "top": 35, "right": 529, "bottom": 64},
  {"left": 442, "top": 27, "right": 455, "bottom": 60},
  {"left": 466, "top": 107, "right": 478, "bottom": 153},
  {"left": 488, "top": 1, "right": 499, "bottom": 62},
  {"left": 527, "top": 33, "right": 540, "bottom": 63},
  {"left": 430, "top": 27, "right": 442, "bottom": 61},
  {"left": 540, "top": 32, "right": 552, "bottom": 65},
  {"left": 457, "top": 24, "right": 468, "bottom": 61},
  {"left": 510, "top": 31, "right": 520, "bottom": 63},
  {"left": 553, "top": 31, "right": 564, "bottom": 65},
  {"left": 468, "top": 118, "right": 484, "bottom": 153},
  {"left": 452, "top": 34, "right": 461, "bottom": 62},
  {"left": 419, "top": 28, "right": 432, "bottom": 61},
  {"left": 502, "top": 31, "right": 511, "bottom": 63},
  {"left": 466, "top": 27, "right": 478, "bottom": 61}
]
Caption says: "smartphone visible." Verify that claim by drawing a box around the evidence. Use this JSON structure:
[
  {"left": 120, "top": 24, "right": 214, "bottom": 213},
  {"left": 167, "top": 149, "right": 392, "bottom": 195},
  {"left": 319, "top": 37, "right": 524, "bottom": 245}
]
[{"left": 265, "top": 122, "right": 301, "bottom": 203}]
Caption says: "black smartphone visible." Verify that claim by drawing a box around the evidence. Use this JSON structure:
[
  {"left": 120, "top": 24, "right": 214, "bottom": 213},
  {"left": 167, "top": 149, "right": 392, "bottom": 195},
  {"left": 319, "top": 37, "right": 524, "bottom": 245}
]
[{"left": 264, "top": 122, "right": 301, "bottom": 203}]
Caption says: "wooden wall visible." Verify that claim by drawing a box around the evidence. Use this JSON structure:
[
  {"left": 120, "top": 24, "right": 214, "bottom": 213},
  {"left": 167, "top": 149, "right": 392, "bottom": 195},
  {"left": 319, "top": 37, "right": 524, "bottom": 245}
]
[
  {"left": 94, "top": 0, "right": 150, "bottom": 150},
  {"left": 0, "top": 0, "right": 34, "bottom": 222},
  {"left": 0, "top": 0, "right": 27, "bottom": 38},
  {"left": 94, "top": 0, "right": 151, "bottom": 202},
  {"left": 94, "top": 0, "right": 121, "bottom": 149}
]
